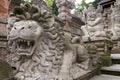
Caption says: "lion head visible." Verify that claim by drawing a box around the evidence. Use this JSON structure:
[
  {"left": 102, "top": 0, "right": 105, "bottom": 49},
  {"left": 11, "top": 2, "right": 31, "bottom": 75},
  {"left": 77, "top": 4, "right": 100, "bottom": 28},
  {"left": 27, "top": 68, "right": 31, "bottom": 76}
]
[
  {"left": 7, "top": 4, "right": 64, "bottom": 80},
  {"left": 9, "top": 20, "right": 43, "bottom": 56}
]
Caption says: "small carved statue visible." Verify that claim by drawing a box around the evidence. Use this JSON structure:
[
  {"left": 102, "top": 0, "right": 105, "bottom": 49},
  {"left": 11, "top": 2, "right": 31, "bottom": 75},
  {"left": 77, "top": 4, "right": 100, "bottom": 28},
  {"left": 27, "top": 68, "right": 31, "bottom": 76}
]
[
  {"left": 55, "top": 0, "right": 73, "bottom": 21},
  {"left": 81, "top": 5, "right": 106, "bottom": 41}
]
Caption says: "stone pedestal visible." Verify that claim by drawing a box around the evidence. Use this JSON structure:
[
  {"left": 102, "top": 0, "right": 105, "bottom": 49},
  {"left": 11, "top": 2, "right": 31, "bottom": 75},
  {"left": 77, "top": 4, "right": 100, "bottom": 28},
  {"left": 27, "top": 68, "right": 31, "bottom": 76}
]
[
  {"left": 83, "top": 39, "right": 113, "bottom": 67},
  {"left": 84, "top": 39, "right": 112, "bottom": 54}
]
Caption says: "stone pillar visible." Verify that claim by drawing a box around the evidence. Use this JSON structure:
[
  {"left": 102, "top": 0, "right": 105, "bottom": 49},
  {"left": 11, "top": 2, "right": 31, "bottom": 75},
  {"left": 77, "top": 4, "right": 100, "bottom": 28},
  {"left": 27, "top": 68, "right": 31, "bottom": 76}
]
[
  {"left": 81, "top": 5, "right": 113, "bottom": 66},
  {"left": 111, "top": 0, "right": 120, "bottom": 40},
  {"left": 0, "top": 0, "right": 10, "bottom": 18},
  {"left": 55, "top": 0, "right": 75, "bottom": 38},
  {"left": 110, "top": 0, "right": 120, "bottom": 53},
  {"left": 55, "top": 0, "right": 74, "bottom": 29},
  {"left": 56, "top": 0, "right": 70, "bottom": 20},
  {"left": 0, "top": 0, "right": 11, "bottom": 60}
]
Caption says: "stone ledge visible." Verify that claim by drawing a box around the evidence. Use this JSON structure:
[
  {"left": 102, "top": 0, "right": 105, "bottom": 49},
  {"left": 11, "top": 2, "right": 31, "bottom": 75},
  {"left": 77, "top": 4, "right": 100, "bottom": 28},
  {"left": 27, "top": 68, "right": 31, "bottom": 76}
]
[
  {"left": 76, "top": 68, "right": 99, "bottom": 80},
  {"left": 101, "top": 64, "right": 120, "bottom": 72},
  {"left": 111, "top": 54, "right": 120, "bottom": 59},
  {"left": 90, "top": 74, "right": 120, "bottom": 80}
]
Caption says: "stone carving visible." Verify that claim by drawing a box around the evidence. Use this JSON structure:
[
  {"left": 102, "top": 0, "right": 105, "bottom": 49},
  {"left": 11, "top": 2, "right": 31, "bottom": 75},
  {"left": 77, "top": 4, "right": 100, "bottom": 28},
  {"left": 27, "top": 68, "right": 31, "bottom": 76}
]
[
  {"left": 111, "top": 0, "right": 120, "bottom": 40},
  {"left": 55, "top": 0, "right": 73, "bottom": 21},
  {"left": 7, "top": 4, "right": 95, "bottom": 80},
  {"left": 81, "top": 5, "right": 106, "bottom": 41}
]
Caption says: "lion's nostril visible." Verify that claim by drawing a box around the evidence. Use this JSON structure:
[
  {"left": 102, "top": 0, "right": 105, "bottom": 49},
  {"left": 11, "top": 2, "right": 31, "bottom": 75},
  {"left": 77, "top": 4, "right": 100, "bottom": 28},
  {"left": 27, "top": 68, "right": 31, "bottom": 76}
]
[
  {"left": 21, "top": 27, "right": 24, "bottom": 29},
  {"left": 14, "top": 27, "right": 16, "bottom": 29},
  {"left": 28, "top": 26, "right": 32, "bottom": 29}
]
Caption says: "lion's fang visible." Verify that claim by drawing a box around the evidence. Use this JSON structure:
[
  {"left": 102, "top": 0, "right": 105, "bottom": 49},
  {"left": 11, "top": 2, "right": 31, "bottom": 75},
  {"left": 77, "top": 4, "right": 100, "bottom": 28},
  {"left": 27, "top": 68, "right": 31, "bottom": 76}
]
[
  {"left": 27, "top": 41, "right": 30, "bottom": 46},
  {"left": 21, "top": 39, "right": 23, "bottom": 42}
]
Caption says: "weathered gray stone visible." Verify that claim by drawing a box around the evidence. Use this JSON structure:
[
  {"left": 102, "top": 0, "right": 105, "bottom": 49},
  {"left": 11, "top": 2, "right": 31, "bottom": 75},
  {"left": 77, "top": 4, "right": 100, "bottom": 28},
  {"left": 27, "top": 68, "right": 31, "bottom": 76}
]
[
  {"left": 101, "top": 64, "right": 120, "bottom": 72},
  {"left": 111, "top": 0, "right": 120, "bottom": 40},
  {"left": 111, "top": 54, "right": 120, "bottom": 59},
  {"left": 90, "top": 74, "right": 120, "bottom": 80},
  {"left": 7, "top": 3, "right": 99, "bottom": 80},
  {"left": 81, "top": 5, "right": 106, "bottom": 41},
  {"left": 55, "top": 0, "right": 73, "bottom": 21}
]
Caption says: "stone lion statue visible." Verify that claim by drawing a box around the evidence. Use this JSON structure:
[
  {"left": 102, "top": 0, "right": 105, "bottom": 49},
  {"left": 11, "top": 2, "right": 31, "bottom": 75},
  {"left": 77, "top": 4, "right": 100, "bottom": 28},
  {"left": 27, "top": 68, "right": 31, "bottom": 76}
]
[{"left": 7, "top": 4, "right": 92, "bottom": 80}]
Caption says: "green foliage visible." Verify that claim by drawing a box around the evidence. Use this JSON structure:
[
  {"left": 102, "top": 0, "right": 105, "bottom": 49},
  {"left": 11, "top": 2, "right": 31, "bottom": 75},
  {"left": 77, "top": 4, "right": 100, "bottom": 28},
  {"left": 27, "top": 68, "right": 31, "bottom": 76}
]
[
  {"left": 24, "top": 0, "right": 32, "bottom": 3},
  {"left": 76, "top": 0, "right": 91, "bottom": 12},
  {"left": 101, "top": 52, "right": 112, "bottom": 67},
  {"left": 92, "top": 0, "right": 100, "bottom": 8},
  {"left": 51, "top": 0, "right": 58, "bottom": 15},
  {"left": 45, "top": 0, "right": 58, "bottom": 15},
  {"left": 45, "top": 0, "right": 54, "bottom": 7},
  {"left": 75, "top": 0, "right": 100, "bottom": 12}
]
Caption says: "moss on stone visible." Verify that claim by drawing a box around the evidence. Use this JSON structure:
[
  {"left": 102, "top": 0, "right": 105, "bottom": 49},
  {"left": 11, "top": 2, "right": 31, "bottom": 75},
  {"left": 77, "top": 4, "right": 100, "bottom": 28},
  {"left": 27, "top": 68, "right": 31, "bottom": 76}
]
[
  {"left": 0, "top": 59, "right": 14, "bottom": 80},
  {"left": 101, "top": 52, "right": 112, "bottom": 67},
  {"left": 84, "top": 44, "right": 97, "bottom": 54}
]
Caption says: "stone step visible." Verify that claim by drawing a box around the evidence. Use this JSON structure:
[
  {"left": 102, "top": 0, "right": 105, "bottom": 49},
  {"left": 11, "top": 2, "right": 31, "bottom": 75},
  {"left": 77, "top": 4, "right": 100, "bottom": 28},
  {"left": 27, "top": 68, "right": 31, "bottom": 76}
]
[
  {"left": 101, "top": 64, "right": 120, "bottom": 76},
  {"left": 111, "top": 54, "right": 120, "bottom": 64},
  {"left": 112, "top": 59, "right": 120, "bottom": 64},
  {"left": 111, "top": 54, "right": 120, "bottom": 59},
  {"left": 90, "top": 74, "right": 120, "bottom": 80}
]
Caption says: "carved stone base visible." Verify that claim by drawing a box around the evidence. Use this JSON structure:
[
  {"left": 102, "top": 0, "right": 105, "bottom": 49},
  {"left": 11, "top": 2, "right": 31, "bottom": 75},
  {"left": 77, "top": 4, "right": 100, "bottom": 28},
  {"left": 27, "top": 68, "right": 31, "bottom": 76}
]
[
  {"left": 83, "top": 39, "right": 112, "bottom": 54},
  {"left": 70, "top": 64, "right": 100, "bottom": 80},
  {"left": 82, "top": 37, "right": 108, "bottom": 42}
]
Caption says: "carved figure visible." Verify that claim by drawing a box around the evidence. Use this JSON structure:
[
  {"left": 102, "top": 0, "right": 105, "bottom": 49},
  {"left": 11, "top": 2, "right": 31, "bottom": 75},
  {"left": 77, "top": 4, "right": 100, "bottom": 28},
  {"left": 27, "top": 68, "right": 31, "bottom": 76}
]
[
  {"left": 81, "top": 5, "right": 106, "bottom": 41},
  {"left": 7, "top": 4, "right": 93, "bottom": 80},
  {"left": 55, "top": 0, "right": 73, "bottom": 21},
  {"left": 111, "top": 0, "right": 120, "bottom": 39}
]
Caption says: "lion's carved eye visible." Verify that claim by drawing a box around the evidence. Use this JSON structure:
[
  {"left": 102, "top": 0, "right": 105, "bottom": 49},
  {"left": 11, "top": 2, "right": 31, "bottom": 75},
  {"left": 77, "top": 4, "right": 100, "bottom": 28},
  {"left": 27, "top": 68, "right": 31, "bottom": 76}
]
[
  {"left": 14, "top": 27, "right": 16, "bottom": 29},
  {"left": 21, "top": 27, "right": 24, "bottom": 30},
  {"left": 28, "top": 26, "right": 32, "bottom": 29}
]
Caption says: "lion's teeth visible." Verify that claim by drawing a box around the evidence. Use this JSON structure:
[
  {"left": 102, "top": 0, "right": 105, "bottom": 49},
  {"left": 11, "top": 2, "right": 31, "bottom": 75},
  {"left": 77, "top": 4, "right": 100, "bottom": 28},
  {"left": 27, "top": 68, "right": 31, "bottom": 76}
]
[
  {"left": 18, "top": 39, "right": 21, "bottom": 42},
  {"left": 20, "top": 39, "right": 22, "bottom": 42},
  {"left": 15, "top": 40, "right": 17, "bottom": 43},
  {"left": 27, "top": 41, "right": 30, "bottom": 46}
]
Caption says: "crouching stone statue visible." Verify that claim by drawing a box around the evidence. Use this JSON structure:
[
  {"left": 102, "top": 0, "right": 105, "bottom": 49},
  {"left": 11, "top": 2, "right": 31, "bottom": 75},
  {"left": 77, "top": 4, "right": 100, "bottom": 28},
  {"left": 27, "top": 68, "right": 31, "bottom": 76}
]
[{"left": 81, "top": 5, "right": 106, "bottom": 41}]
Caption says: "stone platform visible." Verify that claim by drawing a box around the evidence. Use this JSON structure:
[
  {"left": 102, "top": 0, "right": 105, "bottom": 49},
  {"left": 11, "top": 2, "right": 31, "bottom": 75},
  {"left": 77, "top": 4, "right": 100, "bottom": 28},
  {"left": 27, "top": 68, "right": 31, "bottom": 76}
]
[
  {"left": 111, "top": 54, "right": 120, "bottom": 59},
  {"left": 101, "top": 64, "right": 120, "bottom": 72},
  {"left": 90, "top": 74, "right": 120, "bottom": 80}
]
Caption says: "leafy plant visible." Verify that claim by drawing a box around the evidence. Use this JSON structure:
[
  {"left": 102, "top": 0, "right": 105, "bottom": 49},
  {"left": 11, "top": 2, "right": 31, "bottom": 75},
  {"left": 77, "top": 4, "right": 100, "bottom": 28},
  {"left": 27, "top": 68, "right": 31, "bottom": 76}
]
[
  {"left": 44, "top": 0, "right": 54, "bottom": 7},
  {"left": 76, "top": 0, "right": 91, "bottom": 12},
  {"left": 24, "top": 0, "right": 32, "bottom": 3},
  {"left": 45, "top": 0, "right": 58, "bottom": 15}
]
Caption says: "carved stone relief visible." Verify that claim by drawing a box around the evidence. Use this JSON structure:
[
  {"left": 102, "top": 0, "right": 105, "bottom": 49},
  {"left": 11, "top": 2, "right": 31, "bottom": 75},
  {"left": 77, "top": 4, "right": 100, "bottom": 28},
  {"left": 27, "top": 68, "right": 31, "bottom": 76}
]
[
  {"left": 7, "top": 3, "right": 99, "bottom": 80},
  {"left": 81, "top": 5, "right": 106, "bottom": 41},
  {"left": 111, "top": 0, "right": 120, "bottom": 40}
]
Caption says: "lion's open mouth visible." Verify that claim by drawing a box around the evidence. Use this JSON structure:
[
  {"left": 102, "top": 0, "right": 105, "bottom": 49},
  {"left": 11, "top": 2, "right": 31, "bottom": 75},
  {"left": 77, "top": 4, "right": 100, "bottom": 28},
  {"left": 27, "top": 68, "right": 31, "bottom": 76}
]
[{"left": 14, "top": 38, "right": 36, "bottom": 56}]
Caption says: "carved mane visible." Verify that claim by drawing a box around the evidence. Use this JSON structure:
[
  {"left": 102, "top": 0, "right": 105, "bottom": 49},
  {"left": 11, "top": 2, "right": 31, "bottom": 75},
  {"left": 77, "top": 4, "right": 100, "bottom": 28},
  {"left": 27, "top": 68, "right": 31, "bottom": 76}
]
[{"left": 7, "top": 4, "right": 64, "bottom": 79}]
